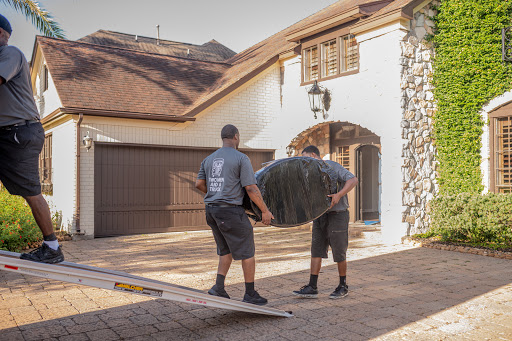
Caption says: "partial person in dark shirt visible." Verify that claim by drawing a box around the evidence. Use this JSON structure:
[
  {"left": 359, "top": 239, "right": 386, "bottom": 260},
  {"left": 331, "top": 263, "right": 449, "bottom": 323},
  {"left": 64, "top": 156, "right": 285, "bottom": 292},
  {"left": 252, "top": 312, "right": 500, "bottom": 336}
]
[
  {"left": 196, "top": 124, "right": 274, "bottom": 305},
  {"left": 0, "top": 14, "right": 64, "bottom": 263},
  {"left": 293, "top": 145, "right": 358, "bottom": 299}
]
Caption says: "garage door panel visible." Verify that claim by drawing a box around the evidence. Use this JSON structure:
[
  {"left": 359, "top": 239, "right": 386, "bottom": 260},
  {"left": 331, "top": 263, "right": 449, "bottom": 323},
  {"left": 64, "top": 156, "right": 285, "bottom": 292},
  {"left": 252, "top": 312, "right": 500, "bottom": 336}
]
[{"left": 94, "top": 144, "right": 273, "bottom": 237}]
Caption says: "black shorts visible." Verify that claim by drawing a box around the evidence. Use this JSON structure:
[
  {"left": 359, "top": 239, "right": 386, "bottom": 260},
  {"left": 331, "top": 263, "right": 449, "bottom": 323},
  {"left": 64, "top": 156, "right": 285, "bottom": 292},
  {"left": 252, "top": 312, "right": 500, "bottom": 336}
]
[
  {"left": 0, "top": 121, "right": 44, "bottom": 197},
  {"left": 311, "top": 210, "right": 349, "bottom": 262},
  {"left": 205, "top": 205, "right": 255, "bottom": 260}
]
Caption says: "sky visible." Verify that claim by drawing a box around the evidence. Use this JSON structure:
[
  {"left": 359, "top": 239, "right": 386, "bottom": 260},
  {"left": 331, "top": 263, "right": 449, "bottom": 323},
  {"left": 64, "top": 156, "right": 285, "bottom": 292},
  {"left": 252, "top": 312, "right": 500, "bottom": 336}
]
[{"left": 1, "top": 0, "right": 339, "bottom": 60}]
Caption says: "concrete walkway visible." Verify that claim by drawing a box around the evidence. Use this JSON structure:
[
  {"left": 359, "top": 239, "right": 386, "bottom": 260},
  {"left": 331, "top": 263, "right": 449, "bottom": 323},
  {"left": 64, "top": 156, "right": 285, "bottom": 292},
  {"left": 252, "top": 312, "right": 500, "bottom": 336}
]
[{"left": 1, "top": 226, "right": 511, "bottom": 341}]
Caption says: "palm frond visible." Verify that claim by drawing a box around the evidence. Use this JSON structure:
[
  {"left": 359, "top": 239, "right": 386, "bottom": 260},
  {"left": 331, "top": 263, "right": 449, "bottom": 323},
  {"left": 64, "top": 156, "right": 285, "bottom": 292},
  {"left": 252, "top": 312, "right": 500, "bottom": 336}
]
[{"left": 1, "top": 0, "right": 65, "bottom": 38}]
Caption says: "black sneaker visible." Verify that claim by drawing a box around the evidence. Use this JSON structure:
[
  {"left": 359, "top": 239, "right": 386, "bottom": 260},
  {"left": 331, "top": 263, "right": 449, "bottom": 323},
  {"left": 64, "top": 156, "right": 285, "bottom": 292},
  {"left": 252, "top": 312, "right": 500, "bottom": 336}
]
[
  {"left": 293, "top": 285, "right": 319, "bottom": 298},
  {"left": 242, "top": 291, "right": 268, "bottom": 305},
  {"left": 208, "top": 285, "right": 230, "bottom": 299},
  {"left": 20, "top": 243, "right": 64, "bottom": 264},
  {"left": 329, "top": 284, "right": 348, "bottom": 299}
]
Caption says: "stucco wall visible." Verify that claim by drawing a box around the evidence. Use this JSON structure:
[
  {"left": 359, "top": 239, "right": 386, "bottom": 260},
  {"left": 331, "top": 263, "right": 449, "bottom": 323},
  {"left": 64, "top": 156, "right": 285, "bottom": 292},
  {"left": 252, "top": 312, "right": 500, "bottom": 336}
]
[
  {"left": 276, "top": 24, "right": 406, "bottom": 242},
  {"left": 42, "top": 119, "right": 76, "bottom": 231}
]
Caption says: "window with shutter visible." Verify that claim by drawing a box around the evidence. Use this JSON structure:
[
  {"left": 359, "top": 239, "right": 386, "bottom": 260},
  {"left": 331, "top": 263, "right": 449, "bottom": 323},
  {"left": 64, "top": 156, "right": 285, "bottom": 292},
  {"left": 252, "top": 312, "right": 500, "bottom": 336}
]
[
  {"left": 341, "top": 34, "right": 358, "bottom": 72},
  {"left": 495, "top": 117, "right": 512, "bottom": 193},
  {"left": 303, "top": 46, "right": 319, "bottom": 82},
  {"left": 321, "top": 39, "right": 337, "bottom": 78},
  {"left": 39, "top": 134, "right": 53, "bottom": 194},
  {"left": 336, "top": 146, "right": 350, "bottom": 169}
]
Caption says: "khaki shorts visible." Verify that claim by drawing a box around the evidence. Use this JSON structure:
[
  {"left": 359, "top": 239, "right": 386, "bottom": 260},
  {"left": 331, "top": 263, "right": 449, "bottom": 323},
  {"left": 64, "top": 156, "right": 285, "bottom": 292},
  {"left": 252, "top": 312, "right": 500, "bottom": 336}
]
[{"left": 311, "top": 210, "right": 349, "bottom": 262}]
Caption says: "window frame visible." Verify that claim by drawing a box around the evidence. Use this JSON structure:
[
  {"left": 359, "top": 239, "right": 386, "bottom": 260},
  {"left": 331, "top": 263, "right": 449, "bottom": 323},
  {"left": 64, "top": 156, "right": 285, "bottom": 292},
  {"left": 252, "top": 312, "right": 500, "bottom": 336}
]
[
  {"left": 489, "top": 103, "right": 512, "bottom": 193},
  {"left": 39, "top": 133, "right": 53, "bottom": 194},
  {"left": 300, "top": 24, "right": 359, "bottom": 86}
]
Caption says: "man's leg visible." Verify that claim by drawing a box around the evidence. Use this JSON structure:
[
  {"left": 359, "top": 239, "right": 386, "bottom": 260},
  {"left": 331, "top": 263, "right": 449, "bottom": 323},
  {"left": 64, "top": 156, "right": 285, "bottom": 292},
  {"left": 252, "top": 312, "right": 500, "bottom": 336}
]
[
  {"left": 311, "top": 257, "right": 322, "bottom": 275},
  {"left": 217, "top": 253, "right": 233, "bottom": 276},
  {"left": 241, "top": 256, "right": 255, "bottom": 283},
  {"left": 337, "top": 260, "right": 347, "bottom": 277},
  {"left": 20, "top": 194, "right": 64, "bottom": 263},
  {"left": 24, "top": 194, "right": 53, "bottom": 236}
]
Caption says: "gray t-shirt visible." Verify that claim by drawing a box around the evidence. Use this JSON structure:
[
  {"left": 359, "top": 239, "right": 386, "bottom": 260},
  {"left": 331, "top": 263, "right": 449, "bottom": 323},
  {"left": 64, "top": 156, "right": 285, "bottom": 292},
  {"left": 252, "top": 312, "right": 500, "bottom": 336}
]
[
  {"left": 0, "top": 45, "right": 39, "bottom": 127},
  {"left": 198, "top": 147, "right": 257, "bottom": 205},
  {"left": 325, "top": 160, "right": 355, "bottom": 212}
]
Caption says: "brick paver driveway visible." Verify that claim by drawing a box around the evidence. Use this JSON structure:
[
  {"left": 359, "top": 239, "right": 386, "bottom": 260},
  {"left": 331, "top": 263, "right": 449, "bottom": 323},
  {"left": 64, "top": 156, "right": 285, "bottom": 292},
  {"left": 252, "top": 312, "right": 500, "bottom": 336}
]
[{"left": 1, "top": 226, "right": 511, "bottom": 341}]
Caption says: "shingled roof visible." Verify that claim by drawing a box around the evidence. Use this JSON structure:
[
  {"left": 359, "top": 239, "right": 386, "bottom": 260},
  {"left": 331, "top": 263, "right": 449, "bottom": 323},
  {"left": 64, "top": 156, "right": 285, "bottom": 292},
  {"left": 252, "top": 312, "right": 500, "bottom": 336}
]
[
  {"left": 38, "top": 0, "right": 418, "bottom": 122},
  {"left": 78, "top": 30, "right": 236, "bottom": 62},
  {"left": 38, "top": 37, "right": 230, "bottom": 118}
]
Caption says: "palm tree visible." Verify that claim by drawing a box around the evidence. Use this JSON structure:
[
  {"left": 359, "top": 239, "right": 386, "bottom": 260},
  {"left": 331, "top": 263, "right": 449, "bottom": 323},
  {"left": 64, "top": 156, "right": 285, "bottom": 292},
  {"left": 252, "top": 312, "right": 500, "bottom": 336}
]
[{"left": 1, "top": 0, "right": 64, "bottom": 38}]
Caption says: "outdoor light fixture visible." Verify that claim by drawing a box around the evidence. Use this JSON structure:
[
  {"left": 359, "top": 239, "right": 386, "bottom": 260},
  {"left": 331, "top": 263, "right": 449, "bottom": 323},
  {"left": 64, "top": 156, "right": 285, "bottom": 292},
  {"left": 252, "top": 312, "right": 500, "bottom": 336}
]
[
  {"left": 503, "top": 26, "right": 512, "bottom": 62},
  {"left": 307, "top": 80, "right": 330, "bottom": 119},
  {"left": 83, "top": 131, "right": 93, "bottom": 151}
]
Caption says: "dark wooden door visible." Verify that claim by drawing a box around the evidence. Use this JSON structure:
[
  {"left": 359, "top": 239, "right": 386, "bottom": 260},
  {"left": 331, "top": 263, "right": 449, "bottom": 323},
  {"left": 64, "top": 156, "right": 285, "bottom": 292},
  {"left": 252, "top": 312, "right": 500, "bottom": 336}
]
[{"left": 94, "top": 144, "right": 273, "bottom": 237}]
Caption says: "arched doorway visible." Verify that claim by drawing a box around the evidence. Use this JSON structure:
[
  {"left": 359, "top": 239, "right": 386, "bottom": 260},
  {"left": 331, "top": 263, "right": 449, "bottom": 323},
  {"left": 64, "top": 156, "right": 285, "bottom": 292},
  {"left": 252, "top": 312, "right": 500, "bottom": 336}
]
[
  {"left": 287, "top": 121, "right": 381, "bottom": 223},
  {"left": 355, "top": 145, "right": 381, "bottom": 222}
]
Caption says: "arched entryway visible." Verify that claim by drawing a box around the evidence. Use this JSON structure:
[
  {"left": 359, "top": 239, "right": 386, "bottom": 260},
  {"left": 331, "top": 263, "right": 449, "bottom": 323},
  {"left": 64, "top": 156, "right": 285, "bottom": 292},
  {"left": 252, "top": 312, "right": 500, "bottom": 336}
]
[{"left": 287, "top": 121, "right": 381, "bottom": 223}]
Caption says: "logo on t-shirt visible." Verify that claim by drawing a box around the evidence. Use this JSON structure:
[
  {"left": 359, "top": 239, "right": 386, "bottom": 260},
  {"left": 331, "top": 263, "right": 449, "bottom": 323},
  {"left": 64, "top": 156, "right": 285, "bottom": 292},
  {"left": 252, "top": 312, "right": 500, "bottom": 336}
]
[
  {"left": 210, "top": 158, "right": 225, "bottom": 192},
  {"left": 212, "top": 158, "right": 224, "bottom": 177}
]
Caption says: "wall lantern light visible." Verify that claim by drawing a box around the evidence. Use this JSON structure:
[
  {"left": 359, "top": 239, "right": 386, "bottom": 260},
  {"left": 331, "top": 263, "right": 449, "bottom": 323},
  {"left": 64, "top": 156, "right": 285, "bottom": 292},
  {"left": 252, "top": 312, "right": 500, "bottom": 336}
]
[
  {"left": 83, "top": 131, "right": 93, "bottom": 151},
  {"left": 503, "top": 26, "right": 512, "bottom": 62},
  {"left": 306, "top": 80, "right": 331, "bottom": 119}
]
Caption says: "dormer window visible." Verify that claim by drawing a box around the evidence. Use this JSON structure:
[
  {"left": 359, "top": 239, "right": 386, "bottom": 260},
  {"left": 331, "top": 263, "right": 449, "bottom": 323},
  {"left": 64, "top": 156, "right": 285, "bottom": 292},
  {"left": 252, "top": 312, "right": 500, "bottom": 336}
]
[{"left": 301, "top": 33, "right": 359, "bottom": 84}]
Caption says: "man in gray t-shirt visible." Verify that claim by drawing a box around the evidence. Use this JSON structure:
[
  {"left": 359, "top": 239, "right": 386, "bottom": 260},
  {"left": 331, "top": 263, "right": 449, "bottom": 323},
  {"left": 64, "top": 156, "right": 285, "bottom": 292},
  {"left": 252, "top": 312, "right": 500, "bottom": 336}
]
[
  {"left": 196, "top": 124, "right": 273, "bottom": 306},
  {"left": 293, "top": 145, "right": 358, "bottom": 300},
  {"left": 0, "top": 15, "right": 64, "bottom": 264}
]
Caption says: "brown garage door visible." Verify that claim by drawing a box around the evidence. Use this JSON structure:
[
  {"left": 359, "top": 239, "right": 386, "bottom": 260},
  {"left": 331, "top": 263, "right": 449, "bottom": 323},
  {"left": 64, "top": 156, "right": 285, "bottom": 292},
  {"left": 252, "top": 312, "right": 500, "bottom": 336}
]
[{"left": 94, "top": 143, "right": 274, "bottom": 237}]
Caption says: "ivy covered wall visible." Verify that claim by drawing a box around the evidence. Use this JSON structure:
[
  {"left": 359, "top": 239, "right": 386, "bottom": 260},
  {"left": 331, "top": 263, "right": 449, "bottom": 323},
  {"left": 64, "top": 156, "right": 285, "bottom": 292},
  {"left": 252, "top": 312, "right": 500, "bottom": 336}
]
[{"left": 432, "top": 0, "right": 512, "bottom": 195}]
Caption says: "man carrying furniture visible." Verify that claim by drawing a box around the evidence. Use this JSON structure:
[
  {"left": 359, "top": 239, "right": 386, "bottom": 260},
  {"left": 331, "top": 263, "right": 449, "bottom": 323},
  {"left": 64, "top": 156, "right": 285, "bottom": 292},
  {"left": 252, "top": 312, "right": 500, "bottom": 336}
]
[
  {"left": 293, "top": 145, "right": 358, "bottom": 299},
  {"left": 195, "top": 124, "right": 273, "bottom": 305}
]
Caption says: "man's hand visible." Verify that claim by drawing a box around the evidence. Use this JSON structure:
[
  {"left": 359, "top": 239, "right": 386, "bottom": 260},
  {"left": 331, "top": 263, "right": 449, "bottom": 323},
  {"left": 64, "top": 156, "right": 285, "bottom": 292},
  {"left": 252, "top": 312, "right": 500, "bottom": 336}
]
[
  {"left": 261, "top": 210, "right": 274, "bottom": 225},
  {"left": 327, "top": 192, "right": 342, "bottom": 209},
  {"left": 245, "top": 184, "right": 273, "bottom": 225}
]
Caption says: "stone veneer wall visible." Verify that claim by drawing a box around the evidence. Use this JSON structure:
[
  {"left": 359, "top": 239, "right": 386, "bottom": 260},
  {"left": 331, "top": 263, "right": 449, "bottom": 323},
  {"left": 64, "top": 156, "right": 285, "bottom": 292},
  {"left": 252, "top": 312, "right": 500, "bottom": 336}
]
[
  {"left": 400, "top": 1, "right": 439, "bottom": 235},
  {"left": 290, "top": 123, "right": 330, "bottom": 157}
]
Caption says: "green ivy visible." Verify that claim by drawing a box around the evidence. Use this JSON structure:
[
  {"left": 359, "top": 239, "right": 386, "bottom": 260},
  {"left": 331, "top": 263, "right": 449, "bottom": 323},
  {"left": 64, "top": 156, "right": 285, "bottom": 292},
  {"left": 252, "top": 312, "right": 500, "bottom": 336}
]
[{"left": 432, "top": 0, "right": 512, "bottom": 194}]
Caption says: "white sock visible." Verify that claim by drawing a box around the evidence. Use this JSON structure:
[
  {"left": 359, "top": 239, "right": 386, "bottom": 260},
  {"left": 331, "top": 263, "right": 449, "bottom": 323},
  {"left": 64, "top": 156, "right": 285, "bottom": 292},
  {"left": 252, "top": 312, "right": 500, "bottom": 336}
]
[{"left": 44, "top": 240, "right": 59, "bottom": 250}]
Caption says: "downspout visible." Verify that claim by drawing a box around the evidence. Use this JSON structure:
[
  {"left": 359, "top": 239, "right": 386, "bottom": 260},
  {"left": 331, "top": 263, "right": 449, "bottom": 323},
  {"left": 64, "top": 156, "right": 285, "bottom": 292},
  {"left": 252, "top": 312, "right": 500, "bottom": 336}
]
[{"left": 75, "top": 113, "right": 83, "bottom": 234}]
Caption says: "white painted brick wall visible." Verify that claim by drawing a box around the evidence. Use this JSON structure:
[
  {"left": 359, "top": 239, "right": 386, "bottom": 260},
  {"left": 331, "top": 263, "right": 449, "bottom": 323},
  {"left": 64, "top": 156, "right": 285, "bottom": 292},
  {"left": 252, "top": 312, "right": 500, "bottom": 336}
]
[{"left": 77, "top": 64, "right": 281, "bottom": 235}]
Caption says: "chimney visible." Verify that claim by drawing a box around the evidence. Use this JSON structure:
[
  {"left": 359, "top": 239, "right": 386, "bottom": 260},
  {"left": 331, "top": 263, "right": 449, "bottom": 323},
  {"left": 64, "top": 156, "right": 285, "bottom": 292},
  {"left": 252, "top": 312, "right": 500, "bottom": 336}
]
[
  {"left": 187, "top": 49, "right": 190, "bottom": 58},
  {"left": 135, "top": 34, "right": 138, "bottom": 42},
  {"left": 156, "top": 25, "right": 160, "bottom": 45}
]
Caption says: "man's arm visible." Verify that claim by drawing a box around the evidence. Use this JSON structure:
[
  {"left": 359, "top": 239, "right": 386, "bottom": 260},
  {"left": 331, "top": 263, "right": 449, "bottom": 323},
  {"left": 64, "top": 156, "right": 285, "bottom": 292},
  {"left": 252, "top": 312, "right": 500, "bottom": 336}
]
[
  {"left": 195, "top": 179, "right": 207, "bottom": 194},
  {"left": 245, "top": 184, "right": 274, "bottom": 225},
  {"left": 328, "top": 177, "right": 358, "bottom": 209},
  {"left": 0, "top": 76, "right": 5, "bottom": 85}
]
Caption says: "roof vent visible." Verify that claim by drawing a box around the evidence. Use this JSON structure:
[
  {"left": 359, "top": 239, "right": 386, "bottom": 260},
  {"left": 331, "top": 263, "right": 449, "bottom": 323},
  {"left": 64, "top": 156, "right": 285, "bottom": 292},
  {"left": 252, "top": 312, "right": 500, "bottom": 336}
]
[
  {"left": 187, "top": 49, "right": 190, "bottom": 57},
  {"left": 156, "top": 25, "right": 160, "bottom": 45},
  {"left": 135, "top": 35, "right": 138, "bottom": 42}
]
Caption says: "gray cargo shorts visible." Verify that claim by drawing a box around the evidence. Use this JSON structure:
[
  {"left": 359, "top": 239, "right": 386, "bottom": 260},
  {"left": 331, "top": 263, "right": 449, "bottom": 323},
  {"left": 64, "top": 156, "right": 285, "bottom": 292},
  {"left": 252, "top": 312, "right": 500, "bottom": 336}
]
[{"left": 311, "top": 210, "right": 349, "bottom": 262}]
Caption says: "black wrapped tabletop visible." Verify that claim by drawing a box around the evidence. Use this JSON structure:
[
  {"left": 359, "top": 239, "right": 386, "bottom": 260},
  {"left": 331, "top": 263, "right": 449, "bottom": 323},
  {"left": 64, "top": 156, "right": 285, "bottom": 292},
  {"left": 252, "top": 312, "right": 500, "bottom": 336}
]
[{"left": 243, "top": 157, "right": 337, "bottom": 227}]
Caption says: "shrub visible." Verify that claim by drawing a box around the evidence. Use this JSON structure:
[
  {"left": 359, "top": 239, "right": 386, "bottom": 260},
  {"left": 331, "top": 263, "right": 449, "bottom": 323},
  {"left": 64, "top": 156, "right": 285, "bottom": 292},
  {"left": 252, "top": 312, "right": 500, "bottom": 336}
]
[
  {"left": 0, "top": 190, "right": 43, "bottom": 252},
  {"left": 428, "top": 193, "right": 512, "bottom": 249}
]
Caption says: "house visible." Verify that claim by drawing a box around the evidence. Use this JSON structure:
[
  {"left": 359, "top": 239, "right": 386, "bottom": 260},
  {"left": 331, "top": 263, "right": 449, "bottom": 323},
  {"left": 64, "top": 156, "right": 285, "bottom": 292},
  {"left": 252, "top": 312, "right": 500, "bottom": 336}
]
[{"left": 31, "top": 0, "right": 445, "bottom": 241}]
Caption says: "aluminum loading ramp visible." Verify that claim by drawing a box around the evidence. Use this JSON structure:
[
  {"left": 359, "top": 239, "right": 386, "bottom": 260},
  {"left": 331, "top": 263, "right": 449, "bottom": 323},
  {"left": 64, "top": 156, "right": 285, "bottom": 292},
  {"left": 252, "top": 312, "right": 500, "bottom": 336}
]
[{"left": 0, "top": 250, "right": 292, "bottom": 318}]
